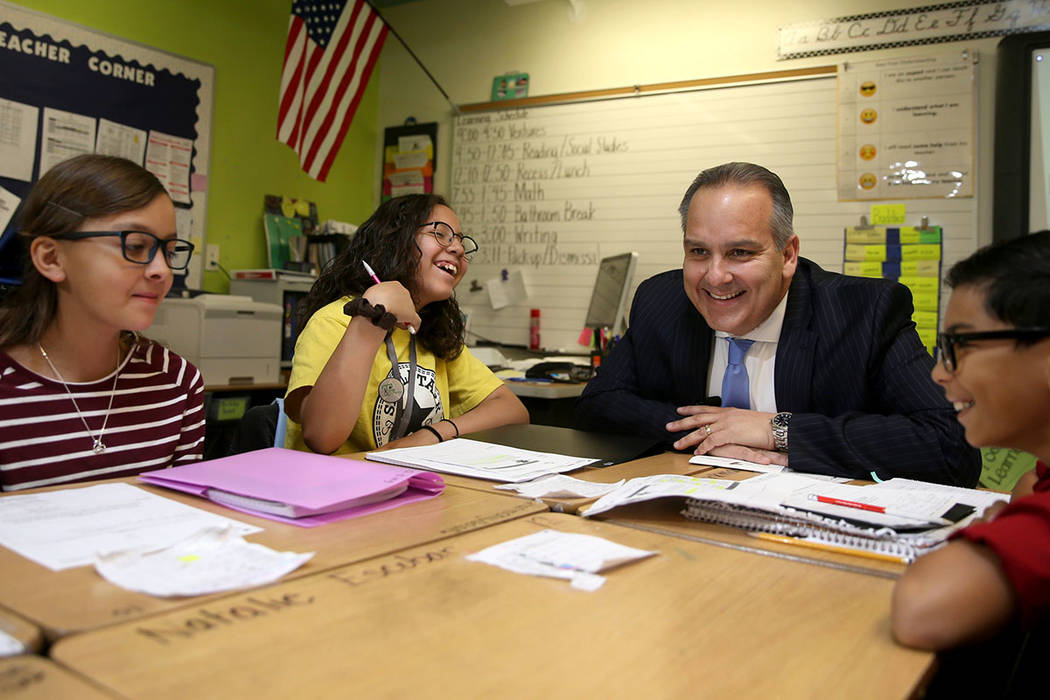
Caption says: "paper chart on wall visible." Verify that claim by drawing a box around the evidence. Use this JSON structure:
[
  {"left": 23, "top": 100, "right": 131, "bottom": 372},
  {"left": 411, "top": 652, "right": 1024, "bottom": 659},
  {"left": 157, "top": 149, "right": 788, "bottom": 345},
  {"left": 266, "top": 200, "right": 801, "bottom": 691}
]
[
  {"left": 95, "top": 118, "right": 148, "bottom": 165},
  {"left": 39, "top": 107, "right": 96, "bottom": 177},
  {"left": 146, "top": 130, "right": 193, "bottom": 204},
  {"left": 837, "top": 52, "right": 974, "bottom": 200},
  {"left": 0, "top": 185, "right": 20, "bottom": 233},
  {"left": 0, "top": 97, "right": 38, "bottom": 182}
]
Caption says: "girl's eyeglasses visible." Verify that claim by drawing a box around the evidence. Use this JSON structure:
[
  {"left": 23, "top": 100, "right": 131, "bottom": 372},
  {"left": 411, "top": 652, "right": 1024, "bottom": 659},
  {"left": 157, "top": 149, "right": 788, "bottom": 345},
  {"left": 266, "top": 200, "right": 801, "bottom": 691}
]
[
  {"left": 420, "top": 221, "right": 478, "bottom": 261},
  {"left": 49, "top": 230, "right": 195, "bottom": 270}
]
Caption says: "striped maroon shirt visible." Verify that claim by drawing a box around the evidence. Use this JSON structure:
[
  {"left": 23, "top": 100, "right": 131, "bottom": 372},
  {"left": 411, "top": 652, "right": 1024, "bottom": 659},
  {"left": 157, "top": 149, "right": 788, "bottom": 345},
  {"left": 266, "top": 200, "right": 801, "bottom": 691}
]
[{"left": 0, "top": 339, "right": 205, "bottom": 491}]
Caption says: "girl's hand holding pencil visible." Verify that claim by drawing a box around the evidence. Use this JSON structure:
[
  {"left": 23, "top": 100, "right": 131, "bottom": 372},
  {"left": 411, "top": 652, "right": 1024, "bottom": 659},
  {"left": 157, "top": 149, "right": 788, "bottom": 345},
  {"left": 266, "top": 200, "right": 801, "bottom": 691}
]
[{"left": 361, "top": 261, "right": 420, "bottom": 334}]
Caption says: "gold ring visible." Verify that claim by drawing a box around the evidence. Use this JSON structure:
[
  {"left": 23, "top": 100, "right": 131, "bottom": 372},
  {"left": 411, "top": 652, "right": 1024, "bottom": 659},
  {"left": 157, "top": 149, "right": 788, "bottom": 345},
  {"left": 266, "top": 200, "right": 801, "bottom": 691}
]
[{"left": 704, "top": 424, "right": 712, "bottom": 436}]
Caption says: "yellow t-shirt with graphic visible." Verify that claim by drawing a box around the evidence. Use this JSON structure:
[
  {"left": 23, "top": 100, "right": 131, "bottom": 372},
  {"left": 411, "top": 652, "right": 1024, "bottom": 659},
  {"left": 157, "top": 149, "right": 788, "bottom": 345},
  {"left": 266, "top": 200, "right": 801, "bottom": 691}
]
[{"left": 284, "top": 297, "right": 503, "bottom": 453}]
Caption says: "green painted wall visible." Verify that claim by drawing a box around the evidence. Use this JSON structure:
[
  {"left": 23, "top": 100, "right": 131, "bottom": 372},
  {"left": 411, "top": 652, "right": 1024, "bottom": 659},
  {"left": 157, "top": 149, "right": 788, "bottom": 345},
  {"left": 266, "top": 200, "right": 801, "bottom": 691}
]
[{"left": 7, "top": 0, "right": 380, "bottom": 291}]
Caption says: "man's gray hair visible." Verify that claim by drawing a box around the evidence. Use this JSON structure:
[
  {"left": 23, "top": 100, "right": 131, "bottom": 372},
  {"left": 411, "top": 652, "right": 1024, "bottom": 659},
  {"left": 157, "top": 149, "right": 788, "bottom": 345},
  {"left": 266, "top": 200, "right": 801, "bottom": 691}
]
[{"left": 677, "top": 162, "right": 794, "bottom": 249}]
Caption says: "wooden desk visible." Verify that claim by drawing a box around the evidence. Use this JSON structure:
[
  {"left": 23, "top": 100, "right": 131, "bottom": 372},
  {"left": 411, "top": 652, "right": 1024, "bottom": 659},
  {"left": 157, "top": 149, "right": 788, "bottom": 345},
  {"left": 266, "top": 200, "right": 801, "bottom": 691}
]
[
  {"left": 51, "top": 513, "right": 933, "bottom": 698},
  {"left": 0, "top": 608, "right": 41, "bottom": 657},
  {"left": 0, "top": 656, "right": 114, "bottom": 699},
  {"left": 0, "top": 480, "right": 545, "bottom": 642}
]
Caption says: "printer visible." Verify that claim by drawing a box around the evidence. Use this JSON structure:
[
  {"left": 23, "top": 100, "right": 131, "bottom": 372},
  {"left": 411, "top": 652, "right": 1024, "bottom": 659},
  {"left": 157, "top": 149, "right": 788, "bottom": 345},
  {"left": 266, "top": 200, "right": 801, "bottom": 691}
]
[{"left": 146, "top": 294, "right": 283, "bottom": 385}]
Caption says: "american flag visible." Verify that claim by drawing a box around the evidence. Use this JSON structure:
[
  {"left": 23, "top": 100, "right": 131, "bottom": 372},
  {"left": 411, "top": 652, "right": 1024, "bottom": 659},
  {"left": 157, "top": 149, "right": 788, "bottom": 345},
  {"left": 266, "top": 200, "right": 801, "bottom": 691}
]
[{"left": 277, "top": 0, "right": 388, "bottom": 181}]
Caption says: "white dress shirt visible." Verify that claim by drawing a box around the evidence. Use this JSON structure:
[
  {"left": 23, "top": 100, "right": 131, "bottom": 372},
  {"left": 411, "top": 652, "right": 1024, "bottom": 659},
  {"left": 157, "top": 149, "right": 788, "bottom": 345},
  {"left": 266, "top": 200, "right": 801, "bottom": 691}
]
[{"left": 704, "top": 292, "right": 789, "bottom": 413}]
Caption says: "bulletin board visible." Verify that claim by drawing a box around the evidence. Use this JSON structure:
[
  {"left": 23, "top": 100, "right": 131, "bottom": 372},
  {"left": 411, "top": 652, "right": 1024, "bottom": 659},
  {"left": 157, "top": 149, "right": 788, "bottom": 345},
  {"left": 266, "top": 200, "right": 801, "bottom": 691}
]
[
  {"left": 381, "top": 122, "right": 437, "bottom": 202},
  {"left": 0, "top": 1, "right": 213, "bottom": 287},
  {"left": 450, "top": 63, "right": 979, "bottom": 352}
]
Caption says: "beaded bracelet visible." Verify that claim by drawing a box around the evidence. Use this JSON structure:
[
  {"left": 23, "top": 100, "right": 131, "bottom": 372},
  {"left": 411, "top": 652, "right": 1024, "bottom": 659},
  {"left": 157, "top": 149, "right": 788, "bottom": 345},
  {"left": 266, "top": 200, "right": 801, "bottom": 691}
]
[
  {"left": 343, "top": 297, "right": 397, "bottom": 331},
  {"left": 422, "top": 425, "right": 443, "bottom": 443}
]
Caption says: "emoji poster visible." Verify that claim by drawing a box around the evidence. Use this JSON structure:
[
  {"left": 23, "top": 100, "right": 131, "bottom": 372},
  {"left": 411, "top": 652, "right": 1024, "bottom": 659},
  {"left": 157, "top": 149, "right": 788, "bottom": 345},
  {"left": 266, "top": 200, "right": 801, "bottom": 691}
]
[{"left": 837, "top": 52, "right": 974, "bottom": 200}]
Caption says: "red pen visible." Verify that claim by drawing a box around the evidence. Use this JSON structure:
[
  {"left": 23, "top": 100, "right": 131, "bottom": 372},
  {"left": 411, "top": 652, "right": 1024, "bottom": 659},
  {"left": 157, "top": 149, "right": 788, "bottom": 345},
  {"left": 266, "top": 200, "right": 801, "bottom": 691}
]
[{"left": 812, "top": 494, "right": 886, "bottom": 514}]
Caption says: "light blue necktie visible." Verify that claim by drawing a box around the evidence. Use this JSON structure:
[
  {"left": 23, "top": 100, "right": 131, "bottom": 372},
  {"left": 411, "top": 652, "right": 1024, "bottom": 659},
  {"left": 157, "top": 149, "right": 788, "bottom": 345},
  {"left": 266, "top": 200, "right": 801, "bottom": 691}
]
[{"left": 721, "top": 338, "right": 755, "bottom": 410}]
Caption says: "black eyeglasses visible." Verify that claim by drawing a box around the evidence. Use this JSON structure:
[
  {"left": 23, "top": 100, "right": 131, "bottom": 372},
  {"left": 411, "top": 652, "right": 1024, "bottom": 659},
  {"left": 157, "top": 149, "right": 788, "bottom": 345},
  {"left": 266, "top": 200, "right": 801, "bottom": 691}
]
[
  {"left": 50, "top": 231, "right": 195, "bottom": 270},
  {"left": 420, "top": 221, "right": 478, "bottom": 261},
  {"left": 936, "top": 328, "right": 1050, "bottom": 372}
]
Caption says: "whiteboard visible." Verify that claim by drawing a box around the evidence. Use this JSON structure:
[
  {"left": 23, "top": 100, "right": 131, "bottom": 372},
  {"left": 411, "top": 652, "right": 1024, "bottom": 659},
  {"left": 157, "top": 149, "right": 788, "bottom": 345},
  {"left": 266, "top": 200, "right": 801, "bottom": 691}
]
[{"left": 451, "top": 75, "right": 976, "bottom": 352}]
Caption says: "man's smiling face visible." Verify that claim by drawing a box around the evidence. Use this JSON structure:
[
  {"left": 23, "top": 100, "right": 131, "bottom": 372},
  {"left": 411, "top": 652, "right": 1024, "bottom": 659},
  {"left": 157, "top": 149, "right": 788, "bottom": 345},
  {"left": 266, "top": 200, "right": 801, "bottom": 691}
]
[{"left": 682, "top": 183, "right": 798, "bottom": 337}]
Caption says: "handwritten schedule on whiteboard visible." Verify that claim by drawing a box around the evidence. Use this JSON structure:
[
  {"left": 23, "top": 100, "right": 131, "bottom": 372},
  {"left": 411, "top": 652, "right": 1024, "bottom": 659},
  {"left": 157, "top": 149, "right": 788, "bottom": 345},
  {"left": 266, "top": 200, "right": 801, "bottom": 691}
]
[{"left": 450, "top": 77, "right": 975, "bottom": 351}]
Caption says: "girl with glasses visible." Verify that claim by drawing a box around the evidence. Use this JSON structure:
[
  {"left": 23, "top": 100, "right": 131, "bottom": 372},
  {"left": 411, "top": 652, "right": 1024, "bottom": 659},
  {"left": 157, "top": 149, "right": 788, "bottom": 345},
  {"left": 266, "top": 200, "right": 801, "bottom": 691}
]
[
  {"left": 284, "top": 194, "right": 527, "bottom": 455},
  {"left": 892, "top": 230, "right": 1050, "bottom": 653},
  {"left": 0, "top": 154, "right": 204, "bottom": 491}
]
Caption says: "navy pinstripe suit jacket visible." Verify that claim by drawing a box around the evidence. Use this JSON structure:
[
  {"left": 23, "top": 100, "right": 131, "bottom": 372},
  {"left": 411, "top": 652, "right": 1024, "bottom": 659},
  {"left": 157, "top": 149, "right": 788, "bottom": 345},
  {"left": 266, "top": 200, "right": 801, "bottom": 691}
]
[{"left": 575, "top": 258, "right": 981, "bottom": 486}]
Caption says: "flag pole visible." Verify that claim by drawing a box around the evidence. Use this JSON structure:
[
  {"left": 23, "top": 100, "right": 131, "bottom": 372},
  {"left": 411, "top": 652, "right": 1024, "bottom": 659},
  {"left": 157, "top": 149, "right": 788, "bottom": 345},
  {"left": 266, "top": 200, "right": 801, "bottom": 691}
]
[{"left": 366, "top": 1, "right": 459, "bottom": 115}]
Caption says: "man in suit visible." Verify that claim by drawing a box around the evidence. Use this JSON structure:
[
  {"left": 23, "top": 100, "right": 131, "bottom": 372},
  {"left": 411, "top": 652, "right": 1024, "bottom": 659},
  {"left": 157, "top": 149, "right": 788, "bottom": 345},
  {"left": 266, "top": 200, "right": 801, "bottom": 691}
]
[{"left": 576, "top": 162, "right": 979, "bottom": 485}]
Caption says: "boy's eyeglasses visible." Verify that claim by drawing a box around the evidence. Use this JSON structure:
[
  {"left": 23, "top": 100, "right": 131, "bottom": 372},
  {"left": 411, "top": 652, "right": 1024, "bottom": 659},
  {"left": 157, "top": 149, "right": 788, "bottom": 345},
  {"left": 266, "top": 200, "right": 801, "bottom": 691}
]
[
  {"left": 936, "top": 328, "right": 1050, "bottom": 372},
  {"left": 49, "top": 231, "right": 195, "bottom": 270},
  {"left": 420, "top": 221, "right": 478, "bottom": 261}
]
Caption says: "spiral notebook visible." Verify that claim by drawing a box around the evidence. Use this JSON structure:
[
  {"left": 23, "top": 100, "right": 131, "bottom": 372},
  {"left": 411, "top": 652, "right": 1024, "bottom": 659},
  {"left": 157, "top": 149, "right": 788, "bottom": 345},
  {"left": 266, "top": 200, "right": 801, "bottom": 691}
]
[{"left": 680, "top": 475, "right": 1009, "bottom": 563}]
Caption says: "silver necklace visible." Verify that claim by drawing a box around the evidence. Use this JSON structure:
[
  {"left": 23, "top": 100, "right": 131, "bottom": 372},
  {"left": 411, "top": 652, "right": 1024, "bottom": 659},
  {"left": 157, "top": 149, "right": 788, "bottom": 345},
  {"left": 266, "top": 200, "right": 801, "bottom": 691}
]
[{"left": 38, "top": 342, "right": 121, "bottom": 455}]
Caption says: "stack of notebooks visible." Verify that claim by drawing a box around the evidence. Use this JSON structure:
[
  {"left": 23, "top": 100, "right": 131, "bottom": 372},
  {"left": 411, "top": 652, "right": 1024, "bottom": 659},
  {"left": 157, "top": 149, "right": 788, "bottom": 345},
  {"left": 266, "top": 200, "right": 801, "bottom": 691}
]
[{"left": 679, "top": 473, "right": 1008, "bottom": 562}]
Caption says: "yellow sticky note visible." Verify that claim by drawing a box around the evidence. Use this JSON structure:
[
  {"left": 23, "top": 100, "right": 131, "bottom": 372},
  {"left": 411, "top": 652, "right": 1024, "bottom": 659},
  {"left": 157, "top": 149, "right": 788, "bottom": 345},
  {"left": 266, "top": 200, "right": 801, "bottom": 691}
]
[
  {"left": 913, "top": 310, "right": 939, "bottom": 328},
  {"left": 901, "top": 244, "right": 942, "bottom": 261},
  {"left": 845, "top": 243, "right": 886, "bottom": 261},
  {"left": 845, "top": 227, "right": 886, "bottom": 244},
  {"left": 900, "top": 260, "right": 940, "bottom": 277},
  {"left": 870, "top": 204, "right": 906, "bottom": 225},
  {"left": 844, "top": 261, "right": 883, "bottom": 278},
  {"left": 911, "top": 290, "right": 939, "bottom": 312},
  {"left": 899, "top": 276, "right": 939, "bottom": 293}
]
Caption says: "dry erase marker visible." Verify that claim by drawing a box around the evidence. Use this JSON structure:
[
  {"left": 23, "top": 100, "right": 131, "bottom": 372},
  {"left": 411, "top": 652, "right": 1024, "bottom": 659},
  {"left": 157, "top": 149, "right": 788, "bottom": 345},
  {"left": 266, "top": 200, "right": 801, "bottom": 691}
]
[
  {"left": 361, "top": 260, "right": 415, "bottom": 334},
  {"left": 810, "top": 494, "right": 885, "bottom": 513}
]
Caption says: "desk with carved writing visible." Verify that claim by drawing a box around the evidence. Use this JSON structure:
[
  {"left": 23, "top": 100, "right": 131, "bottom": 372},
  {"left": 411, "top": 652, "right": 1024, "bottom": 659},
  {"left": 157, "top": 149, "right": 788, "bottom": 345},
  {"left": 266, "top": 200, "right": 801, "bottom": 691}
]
[
  {"left": 0, "top": 479, "right": 545, "bottom": 642},
  {"left": 0, "top": 606, "right": 42, "bottom": 657},
  {"left": 0, "top": 655, "right": 114, "bottom": 698},
  {"left": 50, "top": 513, "right": 934, "bottom": 699}
]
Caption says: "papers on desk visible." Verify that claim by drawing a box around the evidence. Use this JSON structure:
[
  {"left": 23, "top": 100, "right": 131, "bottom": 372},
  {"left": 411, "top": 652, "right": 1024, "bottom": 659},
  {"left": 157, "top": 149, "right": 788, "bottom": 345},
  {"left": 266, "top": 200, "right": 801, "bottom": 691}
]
[
  {"left": 688, "top": 454, "right": 849, "bottom": 482},
  {"left": 140, "top": 447, "right": 445, "bottom": 527},
  {"left": 367, "top": 439, "right": 597, "bottom": 482},
  {"left": 94, "top": 526, "right": 313, "bottom": 597},
  {"left": 466, "top": 529, "right": 657, "bottom": 591},
  {"left": 0, "top": 629, "right": 24, "bottom": 657},
  {"left": 494, "top": 475, "right": 625, "bottom": 499},
  {"left": 580, "top": 474, "right": 733, "bottom": 517},
  {"left": 0, "top": 483, "right": 259, "bottom": 571},
  {"left": 580, "top": 473, "right": 1009, "bottom": 562}
]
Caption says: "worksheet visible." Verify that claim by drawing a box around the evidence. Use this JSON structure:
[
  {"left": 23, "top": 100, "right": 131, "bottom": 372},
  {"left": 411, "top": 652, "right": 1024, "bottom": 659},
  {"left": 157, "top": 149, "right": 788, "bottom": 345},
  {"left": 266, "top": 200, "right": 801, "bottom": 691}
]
[{"left": 0, "top": 483, "right": 259, "bottom": 570}]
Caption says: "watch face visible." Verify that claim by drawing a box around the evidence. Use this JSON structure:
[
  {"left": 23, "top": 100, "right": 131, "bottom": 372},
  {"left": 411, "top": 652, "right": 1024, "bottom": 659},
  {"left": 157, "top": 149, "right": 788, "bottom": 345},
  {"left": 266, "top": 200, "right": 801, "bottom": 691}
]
[{"left": 773, "top": 413, "right": 790, "bottom": 427}]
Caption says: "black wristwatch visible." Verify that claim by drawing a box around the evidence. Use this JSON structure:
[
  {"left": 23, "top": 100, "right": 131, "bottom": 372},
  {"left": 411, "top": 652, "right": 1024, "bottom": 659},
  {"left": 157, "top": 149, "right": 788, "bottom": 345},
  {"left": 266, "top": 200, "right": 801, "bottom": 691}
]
[{"left": 771, "top": 412, "right": 792, "bottom": 452}]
